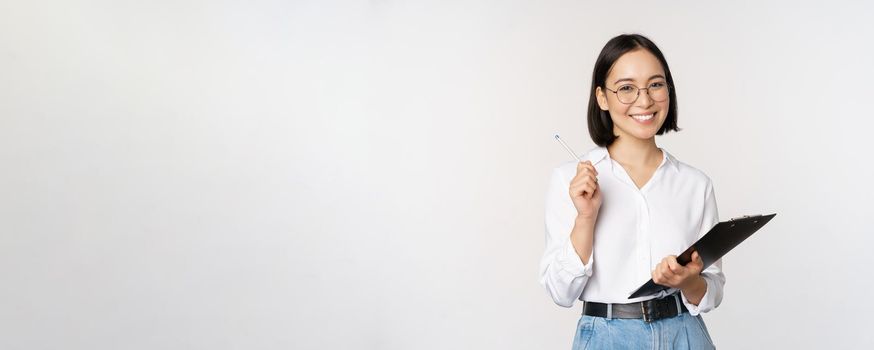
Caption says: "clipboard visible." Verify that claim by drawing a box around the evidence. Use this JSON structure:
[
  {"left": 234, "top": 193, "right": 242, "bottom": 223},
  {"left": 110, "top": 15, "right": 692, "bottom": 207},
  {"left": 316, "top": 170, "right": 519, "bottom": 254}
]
[{"left": 628, "top": 213, "right": 777, "bottom": 299}]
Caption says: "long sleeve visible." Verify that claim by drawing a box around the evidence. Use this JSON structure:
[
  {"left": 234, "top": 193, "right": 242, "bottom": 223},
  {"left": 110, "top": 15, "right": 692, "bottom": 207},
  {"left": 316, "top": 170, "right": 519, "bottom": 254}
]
[
  {"left": 539, "top": 167, "right": 593, "bottom": 308},
  {"left": 681, "top": 178, "right": 726, "bottom": 315}
]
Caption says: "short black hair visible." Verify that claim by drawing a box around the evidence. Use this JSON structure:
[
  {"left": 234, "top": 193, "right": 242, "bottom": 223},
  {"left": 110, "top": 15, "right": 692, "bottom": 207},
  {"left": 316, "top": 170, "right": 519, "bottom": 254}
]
[{"left": 587, "top": 34, "right": 681, "bottom": 147}]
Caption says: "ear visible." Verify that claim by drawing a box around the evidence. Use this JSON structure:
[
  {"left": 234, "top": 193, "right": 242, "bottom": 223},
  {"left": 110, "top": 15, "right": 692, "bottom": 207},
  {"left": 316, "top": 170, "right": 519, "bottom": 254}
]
[{"left": 595, "top": 86, "right": 609, "bottom": 111}]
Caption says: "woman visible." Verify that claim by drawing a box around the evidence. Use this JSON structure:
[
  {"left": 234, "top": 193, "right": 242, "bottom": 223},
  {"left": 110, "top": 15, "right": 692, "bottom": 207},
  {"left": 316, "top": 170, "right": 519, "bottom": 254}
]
[{"left": 539, "top": 34, "right": 723, "bottom": 349}]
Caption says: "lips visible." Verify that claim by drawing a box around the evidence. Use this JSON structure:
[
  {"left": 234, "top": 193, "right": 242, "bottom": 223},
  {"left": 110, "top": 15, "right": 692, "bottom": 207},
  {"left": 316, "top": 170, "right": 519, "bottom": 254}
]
[{"left": 629, "top": 112, "right": 655, "bottom": 121}]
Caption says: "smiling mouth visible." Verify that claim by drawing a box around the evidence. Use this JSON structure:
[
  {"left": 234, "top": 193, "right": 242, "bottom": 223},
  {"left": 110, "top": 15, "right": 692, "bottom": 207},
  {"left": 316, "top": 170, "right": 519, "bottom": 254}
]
[{"left": 629, "top": 112, "right": 655, "bottom": 121}]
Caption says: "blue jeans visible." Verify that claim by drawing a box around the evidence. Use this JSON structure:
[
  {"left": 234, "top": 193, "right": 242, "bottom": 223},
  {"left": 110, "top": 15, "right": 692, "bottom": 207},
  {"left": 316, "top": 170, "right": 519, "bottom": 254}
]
[{"left": 572, "top": 312, "right": 715, "bottom": 349}]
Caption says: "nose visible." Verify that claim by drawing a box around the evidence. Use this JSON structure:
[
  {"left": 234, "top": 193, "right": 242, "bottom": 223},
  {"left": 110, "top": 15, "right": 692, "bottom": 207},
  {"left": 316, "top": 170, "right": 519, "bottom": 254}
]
[{"left": 635, "top": 87, "right": 654, "bottom": 107}]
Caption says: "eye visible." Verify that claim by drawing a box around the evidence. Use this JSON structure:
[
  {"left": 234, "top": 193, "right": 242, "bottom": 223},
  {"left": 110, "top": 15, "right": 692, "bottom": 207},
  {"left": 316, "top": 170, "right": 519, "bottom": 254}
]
[
  {"left": 650, "top": 81, "right": 666, "bottom": 89},
  {"left": 618, "top": 85, "right": 635, "bottom": 92}
]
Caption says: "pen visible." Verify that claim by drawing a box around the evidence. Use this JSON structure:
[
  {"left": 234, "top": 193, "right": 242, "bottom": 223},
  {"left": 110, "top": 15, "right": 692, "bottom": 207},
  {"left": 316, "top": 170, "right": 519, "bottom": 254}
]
[{"left": 554, "top": 134, "right": 582, "bottom": 162}]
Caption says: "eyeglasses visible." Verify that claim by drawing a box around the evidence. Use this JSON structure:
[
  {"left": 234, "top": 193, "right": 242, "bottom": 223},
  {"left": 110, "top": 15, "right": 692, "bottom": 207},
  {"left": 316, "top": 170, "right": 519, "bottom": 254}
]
[{"left": 604, "top": 81, "right": 671, "bottom": 104}]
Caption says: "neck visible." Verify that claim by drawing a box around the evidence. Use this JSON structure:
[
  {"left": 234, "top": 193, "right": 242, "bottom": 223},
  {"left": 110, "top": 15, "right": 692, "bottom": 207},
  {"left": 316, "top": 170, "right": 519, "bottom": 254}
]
[{"left": 606, "top": 136, "right": 661, "bottom": 168}]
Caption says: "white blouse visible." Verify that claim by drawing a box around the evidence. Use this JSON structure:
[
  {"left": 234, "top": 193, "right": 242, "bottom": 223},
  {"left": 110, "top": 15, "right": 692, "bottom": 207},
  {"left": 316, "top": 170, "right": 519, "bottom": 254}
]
[{"left": 539, "top": 146, "right": 724, "bottom": 316}]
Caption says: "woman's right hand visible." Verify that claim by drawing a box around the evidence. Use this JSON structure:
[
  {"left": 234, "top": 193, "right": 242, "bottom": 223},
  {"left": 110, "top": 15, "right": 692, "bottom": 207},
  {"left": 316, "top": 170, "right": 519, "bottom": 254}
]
[{"left": 569, "top": 161, "right": 602, "bottom": 219}]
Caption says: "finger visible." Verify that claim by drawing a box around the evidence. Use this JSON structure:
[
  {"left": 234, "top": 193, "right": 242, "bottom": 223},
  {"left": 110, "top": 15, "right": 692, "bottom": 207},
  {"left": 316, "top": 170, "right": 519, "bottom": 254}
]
[
  {"left": 585, "top": 161, "right": 598, "bottom": 174},
  {"left": 662, "top": 263, "right": 680, "bottom": 282},
  {"left": 577, "top": 161, "right": 598, "bottom": 177},
  {"left": 655, "top": 269, "right": 669, "bottom": 284},
  {"left": 571, "top": 185, "right": 589, "bottom": 199},
  {"left": 572, "top": 168, "right": 594, "bottom": 183},
  {"left": 584, "top": 162, "right": 598, "bottom": 176},
  {"left": 656, "top": 262, "right": 667, "bottom": 277},
  {"left": 569, "top": 183, "right": 586, "bottom": 198},
  {"left": 581, "top": 184, "right": 594, "bottom": 199},
  {"left": 584, "top": 179, "right": 596, "bottom": 190},
  {"left": 690, "top": 252, "right": 704, "bottom": 272},
  {"left": 570, "top": 174, "right": 592, "bottom": 188},
  {"left": 572, "top": 176, "right": 596, "bottom": 190},
  {"left": 662, "top": 263, "right": 674, "bottom": 278},
  {"left": 667, "top": 257, "right": 682, "bottom": 274},
  {"left": 661, "top": 256, "right": 672, "bottom": 266},
  {"left": 571, "top": 183, "right": 587, "bottom": 199},
  {"left": 689, "top": 252, "right": 703, "bottom": 268},
  {"left": 576, "top": 163, "right": 586, "bottom": 177},
  {"left": 651, "top": 268, "right": 661, "bottom": 283}
]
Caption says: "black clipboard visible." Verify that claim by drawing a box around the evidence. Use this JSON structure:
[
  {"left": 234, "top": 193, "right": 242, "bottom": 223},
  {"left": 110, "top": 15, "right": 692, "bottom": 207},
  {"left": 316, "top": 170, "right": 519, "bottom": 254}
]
[{"left": 628, "top": 213, "right": 777, "bottom": 299}]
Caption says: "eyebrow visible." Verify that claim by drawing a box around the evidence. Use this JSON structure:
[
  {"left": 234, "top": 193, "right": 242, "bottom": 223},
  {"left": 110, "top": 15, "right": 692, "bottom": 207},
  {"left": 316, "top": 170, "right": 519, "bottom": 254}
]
[{"left": 613, "top": 74, "right": 666, "bottom": 85}]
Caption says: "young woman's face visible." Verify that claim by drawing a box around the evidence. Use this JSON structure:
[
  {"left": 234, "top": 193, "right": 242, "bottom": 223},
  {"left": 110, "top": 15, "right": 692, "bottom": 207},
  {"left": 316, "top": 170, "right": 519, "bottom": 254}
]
[{"left": 596, "top": 49, "right": 670, "bottom": 143}]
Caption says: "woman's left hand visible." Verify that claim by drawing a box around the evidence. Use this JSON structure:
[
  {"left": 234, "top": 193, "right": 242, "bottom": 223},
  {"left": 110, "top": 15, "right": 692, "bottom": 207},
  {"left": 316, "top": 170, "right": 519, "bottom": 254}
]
[{"left": 652, "top": 251, "right": 704, "bottom": 290}]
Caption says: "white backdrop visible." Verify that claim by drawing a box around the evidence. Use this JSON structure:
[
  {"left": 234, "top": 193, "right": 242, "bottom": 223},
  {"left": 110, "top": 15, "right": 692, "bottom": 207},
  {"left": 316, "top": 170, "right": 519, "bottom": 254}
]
[{"left": 2, "top": 1, "right": 873, "bottom": 349}]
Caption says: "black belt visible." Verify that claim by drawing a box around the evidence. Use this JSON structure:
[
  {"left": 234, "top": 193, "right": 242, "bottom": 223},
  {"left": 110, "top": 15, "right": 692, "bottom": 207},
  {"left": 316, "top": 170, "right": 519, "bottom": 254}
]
[{"left": 583, "top": 294, "right": 688, "bottom": 323}]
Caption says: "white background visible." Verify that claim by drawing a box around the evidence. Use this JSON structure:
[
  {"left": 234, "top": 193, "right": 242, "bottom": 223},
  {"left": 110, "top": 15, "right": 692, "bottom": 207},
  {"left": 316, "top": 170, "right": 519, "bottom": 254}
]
[{"left": 2, "top": 1, "right": 873, "bottom": 349}]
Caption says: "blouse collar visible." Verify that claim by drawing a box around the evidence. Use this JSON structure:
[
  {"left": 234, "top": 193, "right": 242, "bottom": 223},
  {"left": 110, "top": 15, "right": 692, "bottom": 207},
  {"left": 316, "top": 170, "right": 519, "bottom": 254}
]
[{"left": 587, "top": 146, "right": 680, "bottom": 174}]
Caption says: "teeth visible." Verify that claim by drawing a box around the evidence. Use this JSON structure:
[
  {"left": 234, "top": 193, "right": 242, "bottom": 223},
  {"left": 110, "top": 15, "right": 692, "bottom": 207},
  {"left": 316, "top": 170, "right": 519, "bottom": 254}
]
[{"left": 631, "top": 113, "right": 654, "bottom": 121}]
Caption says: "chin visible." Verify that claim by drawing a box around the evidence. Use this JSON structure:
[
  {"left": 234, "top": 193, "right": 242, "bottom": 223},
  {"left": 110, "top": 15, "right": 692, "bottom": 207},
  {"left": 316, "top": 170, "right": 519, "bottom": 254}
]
[
  {"left": 632, "top": 129, "right": 662, "bottom": 141},
  {"left": 624, "top": 131, "right": 656, "bottom": 141}
]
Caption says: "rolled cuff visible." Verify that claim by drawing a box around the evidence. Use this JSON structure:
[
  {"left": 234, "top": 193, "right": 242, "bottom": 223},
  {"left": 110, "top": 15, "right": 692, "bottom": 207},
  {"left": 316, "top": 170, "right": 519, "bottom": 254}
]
[
  {"left": 558, "top": 236, "right": 593, "bottom": 277},
  {"left": 681, "top": 275, "right": 717, "bottom": 316}
]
